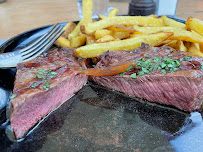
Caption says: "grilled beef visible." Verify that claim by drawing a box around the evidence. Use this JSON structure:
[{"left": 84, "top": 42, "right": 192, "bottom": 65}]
[
  {"left": 92, "top": 44, "right": 203, "bottom": 112},
  {"left": 10, "top": 48, "right": 88, "bottom": 139}
]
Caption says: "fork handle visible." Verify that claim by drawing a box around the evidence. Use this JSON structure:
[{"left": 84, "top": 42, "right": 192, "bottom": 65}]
[{"left": 0, "top": 51, "right": 23, "bottom": 68}]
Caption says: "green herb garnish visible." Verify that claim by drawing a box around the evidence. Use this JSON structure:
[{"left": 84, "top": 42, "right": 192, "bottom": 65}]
[
  {"left": 161, "top": 69, "right": 166, "bottom": 74},
  {"left": 43, "top": 82, "right": 51, "bottom": 89},
  {"left": 36, "top": 73, "right": 43, "bottom": 79},
  {"left": 127, "top": 63, "right": 135, "bottom": 71},
  {"left": 120, "top": 72, "right": 125, "bottom": 76},
  {"left": 138, "top": 71, "right": 145, "bottom": 76},
  {"left": 130, "top": 73, "right": 137, "bottom": 78},
  {"left": 38, "top": 69, "right": 45, "bottom": 73},
  {"left": 31, "top": 82, "right": 37, "bottom": 88},
  {"left": 153, "top": 57, "right": 161, "bottom": 63},
  {"left": 179, "top": 58, "right": 184, "bottom": 62},
  {"left": 10, "top": 94, "right": 16, "bottom": 99},
  {"left": 184, "top": 56, "right": 193, "bottom": 61},
  {"left": 31, "top": 67, "right": 35, "bottom": 71}
]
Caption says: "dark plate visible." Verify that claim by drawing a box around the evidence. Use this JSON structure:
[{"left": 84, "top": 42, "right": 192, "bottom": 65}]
[{"left": 0, "top": 17, "right": 203, "bottom": 152}]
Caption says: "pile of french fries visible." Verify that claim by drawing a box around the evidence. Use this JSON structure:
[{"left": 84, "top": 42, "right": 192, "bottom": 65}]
[{"left": 55, "top": 0, "right": 203, "bottom": 58}]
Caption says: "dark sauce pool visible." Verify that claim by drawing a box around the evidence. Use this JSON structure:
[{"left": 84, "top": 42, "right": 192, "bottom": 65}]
[{"left": 0, "top": 68, "right": 203, "bottom": 152}]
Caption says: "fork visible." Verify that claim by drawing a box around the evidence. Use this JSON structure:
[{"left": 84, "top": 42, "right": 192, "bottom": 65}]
[{"left": 0, "top": 23, "right": 65, "bottom": 68}]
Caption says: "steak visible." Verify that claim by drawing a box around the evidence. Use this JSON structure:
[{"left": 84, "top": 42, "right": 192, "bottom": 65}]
[
  {"left": 10, "top": 48, "right": 88, "bottom": 139},
  {"left": 92, "top": 44, "right": 203, "bottom": 112}
]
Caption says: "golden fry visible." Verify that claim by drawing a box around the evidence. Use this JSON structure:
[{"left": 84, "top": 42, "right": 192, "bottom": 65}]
[
  {"left": 113, "top": 31, "right": 131, "bottom": 39},
  {"left": 70, "top": 35, "right": 86, "bottom": 48},
  {"left": 86, "top": 35, "right": 96, "bottom": 45},
  {"left": 133, "top": 26, "right": 203, "bottom": 43},
  {"left": 175, "top": 40, "right": 187, "bottom": 52},
  {"left": 163, "top": 40, "right": 177, "bottom": 48},
  {"left": 94, "top": 29, "right": 113, "bottom": 39},
  {"left": 186, "top": 17, "right": 203, "bottom": 36},
  {"left": 96, "top": 35, "right": 115, "bottom": 43},
  {"left": 68, "top": 0, "right": 93, "bottom": 40},
  {"left": 55, "top": 36, "right": 71, "bottom": 48},
  {"left": 75, "top": 32, "right": 173, "bottom": 58},
  {"left": 62, "top": 22, "right": 76, "bottom": 38},
  {"left": 161, "top": 15, "right": 186, "bottom": 28},
  {"left": 81, "top": 16, "right": 164, "bottom": 34},
  {"left": 188, "top": 43, "right": 203, "bottom": 57},
  {"left": 82, "top": 0, "right": 93, "bottom": 23},
  {"left": 170, "top": 30, "right": 203, "bottom": 43},
  {"left": 155, "top": 40, "right": 173, "bottom": 47},
  {"left": 108, "top": 25, "right": 136, "bottom": 32},
  {"left": 107, "top": 8, "right": 119, "bottom": 17},
  {"left": 133, "top": 26, "right": 185, "bottom": 34}
]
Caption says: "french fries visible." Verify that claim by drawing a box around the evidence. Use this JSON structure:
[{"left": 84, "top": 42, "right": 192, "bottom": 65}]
[
  {"left": 133, "top": 26, "right": 203, "bottom": 43},
  {"left": 68, "top": 0, "right": 93, "bottom": 40},
  {"left": 98, "top": 8, "right": 119, "bottom": 20},
  {"left": 62, "top": 22, "right": 76, "bottom": 38},
  {"left": 85, "top": 35, "right": 96, "bottom": 45},
  {"left": 176, "top": 40, "right": 187, "bottom": 52},
  {"left": 81, "top": 16, "right": 164, "bottom": 34},
  {"left": 188, "top": 43, "right": 203, "bottom": 56},
  {"left": 55, "top": 36, "right": 71, "bottom": 48},
  {"left": 82, "top": 0, "right": 93, "bottom": 23},
  {"left": 186, "top": 17, "right": 203, "bottom": 36},
  {"left": 113, "top": 31, "right": 131, "bottom": 39},
  {"left": 94, "top": 29, "right": 113, "bottom": 39},
  {"left": 96, "top": 35, "right": 115, "bottom": 43},
  {"left": 161, "top": 15, "right": 186, "bottom": 28},
  {"left": 55, "top": 0, "right": 203, "bottom": 59},
  {"left": 75, "top": 32, "right": 173, "bottom": 58},
  {"left": 107, "top": 8, "right": 119, "bottom": 17},
  {"left": 170, "top": 30, "right": 203, "bottom": 43},
  {"left": 108, "top": 25, "right": 136, "bottom": 32},
  {"left": 70, "top": 35, "right": 86, "bottom": 48}
]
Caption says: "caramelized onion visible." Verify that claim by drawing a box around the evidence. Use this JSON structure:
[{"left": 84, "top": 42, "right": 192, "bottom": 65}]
[{"left": 79, "top": 61, "right": 136, "bottom": 76}]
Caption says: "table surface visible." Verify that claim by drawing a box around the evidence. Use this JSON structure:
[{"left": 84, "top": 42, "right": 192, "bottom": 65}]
[{"left": 0, "top": 0, "right": 203, "bottom": 40}]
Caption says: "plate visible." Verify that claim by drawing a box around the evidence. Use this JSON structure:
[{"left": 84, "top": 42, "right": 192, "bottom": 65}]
[{"left": 0, "top": 17, "right": 203, "bottom": 152}]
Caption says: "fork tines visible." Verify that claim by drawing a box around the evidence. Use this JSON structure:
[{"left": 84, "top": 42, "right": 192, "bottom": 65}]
[{"left": 21, "top": 23, "right": 65, "bottom": 62}]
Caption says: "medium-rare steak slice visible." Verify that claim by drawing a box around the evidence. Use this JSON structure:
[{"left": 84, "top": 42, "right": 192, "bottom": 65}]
[
  {"left": 92, "top": 44, "right": 203, "bottom": 112},
  {"left": 10, "top": 48, "right": 88, "bottom": 139}
]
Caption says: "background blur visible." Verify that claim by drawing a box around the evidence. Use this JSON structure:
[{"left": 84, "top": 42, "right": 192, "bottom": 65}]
[{"left": 0, "top": 0, "right": 203, "bottom": 39}]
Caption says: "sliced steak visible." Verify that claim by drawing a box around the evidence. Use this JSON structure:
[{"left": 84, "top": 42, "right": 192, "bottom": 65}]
[
  {"left": 92, "top": 44, "right": 203, "bottom": 112},
  {"left": 10, "top": 48, "right": 88, "bottom": 139}
]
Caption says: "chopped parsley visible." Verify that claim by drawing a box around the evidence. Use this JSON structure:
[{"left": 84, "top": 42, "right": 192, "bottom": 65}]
[
  {"left": 31, "top": 82, "right": 37, "bottom": 88},
  {"left": 34, "top": 69, "right": 57, "bottom": 90},
  {"left": 31, "top": 67, "right": 35, "bottom": 71},
  {"left": 120, "top": 72, "right": 125, "bottom": 76},
  {"left": 38, "top": 69, "right": 45, "bottom": 73},
  {"left": 127, "top": 56, "right": 183, "bottom": 78},
  {"left": 10, "top": 94, "right": 16, "bottom": 99},
  {"left": 43, "top": 82, "right": 51, "bottom": 89},
  {"left": 36, "top": 69, "right": 57, "bottom": 80},
  {"left": 130, "top": 73, "right": 137, "bottom": 78},
  {"left": 127, "top": 63, "right": 136, "bottom": 71}
]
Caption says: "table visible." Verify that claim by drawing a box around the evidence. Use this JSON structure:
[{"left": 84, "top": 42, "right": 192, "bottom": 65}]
[{"left": 0, "top": 0, "right": 203, "bottom": 40}]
